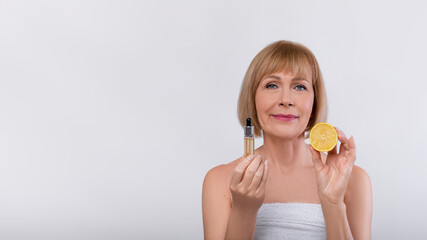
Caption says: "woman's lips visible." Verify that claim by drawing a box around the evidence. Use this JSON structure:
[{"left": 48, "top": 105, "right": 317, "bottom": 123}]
[{"left": 272, "top": 115, "right": 298, "bottom": 121}]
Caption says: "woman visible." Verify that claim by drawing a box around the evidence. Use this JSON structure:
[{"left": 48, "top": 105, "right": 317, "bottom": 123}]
[{"left": 202, "top": 40, "right": 372, "bottom": 239}]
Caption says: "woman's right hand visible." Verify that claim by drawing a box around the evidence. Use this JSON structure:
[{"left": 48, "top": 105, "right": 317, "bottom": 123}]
[{"left": 229, "top": 154, "right": 269, "bottom": 212}]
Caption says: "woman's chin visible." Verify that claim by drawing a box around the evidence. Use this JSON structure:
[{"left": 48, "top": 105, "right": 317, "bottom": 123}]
[{"left": 266, "top": 132, "right": 303, "bottom": 140}]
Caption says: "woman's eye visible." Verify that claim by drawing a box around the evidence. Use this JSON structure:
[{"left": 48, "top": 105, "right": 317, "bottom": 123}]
[
  {"left": 266, "top": 83, "right": 277, "bottom": 89},
  {"left": 295, "top": 85, "right": 307, "bottom": 91}
]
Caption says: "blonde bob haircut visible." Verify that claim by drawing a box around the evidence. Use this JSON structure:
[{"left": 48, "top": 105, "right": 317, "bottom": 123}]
[{"left": 237, "top": 40, "right": 328, "bottom": 138}]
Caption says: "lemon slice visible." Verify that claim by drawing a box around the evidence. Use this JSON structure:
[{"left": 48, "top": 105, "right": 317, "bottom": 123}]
[{"left": 309, "top": 122, "right": 338, "bottom": 152}]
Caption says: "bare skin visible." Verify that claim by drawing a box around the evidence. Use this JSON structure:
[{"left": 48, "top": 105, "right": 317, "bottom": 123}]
[
  {"left": 202, "top": 69, "right": 372, "bottom": 239},
  {"left": 202, "top": 145, "right": 372, "bottom": 240}
]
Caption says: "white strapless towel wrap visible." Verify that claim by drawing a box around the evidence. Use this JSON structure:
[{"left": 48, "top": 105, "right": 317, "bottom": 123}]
[{"left": 254, "top": 203, "right": 327, "bottom": 240}]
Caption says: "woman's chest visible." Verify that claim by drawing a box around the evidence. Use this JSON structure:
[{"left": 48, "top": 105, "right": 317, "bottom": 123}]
[{"left": 263, "top": 168, "right": 320, "bottom": 204}]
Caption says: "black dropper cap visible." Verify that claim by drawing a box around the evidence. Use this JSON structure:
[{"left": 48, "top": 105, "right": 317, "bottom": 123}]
[{"left": 246, "top": 118, "right": 252, "bottom": 127}]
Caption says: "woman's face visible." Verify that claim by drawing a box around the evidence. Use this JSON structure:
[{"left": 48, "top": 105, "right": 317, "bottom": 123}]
[{"left": 255, "top": 68, "right": 315, "bottom": 139}]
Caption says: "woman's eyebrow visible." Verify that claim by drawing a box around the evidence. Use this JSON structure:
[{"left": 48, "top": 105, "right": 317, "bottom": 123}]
[
  {"left": 264, "top": 75, "right": 281, "bottom": 80},
  {"left": 264, "top": 75, "right": 309, "bottom": 82}
]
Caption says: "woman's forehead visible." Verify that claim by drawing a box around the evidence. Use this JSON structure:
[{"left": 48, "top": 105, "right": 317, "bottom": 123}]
[{"left": 265, "top": 66, "right": 312, "bottom": 81}]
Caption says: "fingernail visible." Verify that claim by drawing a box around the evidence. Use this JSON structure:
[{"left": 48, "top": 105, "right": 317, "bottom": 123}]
[
  {"left": 248, "top": 154, "right": 255, "bottom": 160},
  {"left": 265, "top": 160, "right": 268, "bottom": 166}
]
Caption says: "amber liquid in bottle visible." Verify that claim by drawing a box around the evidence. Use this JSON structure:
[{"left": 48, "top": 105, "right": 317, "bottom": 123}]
[
  {"left": 244, "top": 118, "right": 254, "bottom": 157},
  {"left": 244, "top": 137, "right": 254, "bottom": 157}
]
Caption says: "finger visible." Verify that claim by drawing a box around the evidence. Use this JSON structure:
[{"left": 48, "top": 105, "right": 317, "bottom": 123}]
[
  {"left": 336, "top": 128, "right": 349, "bottom": 153},
  {"left": 230, "top": 154, "right": 255, "bottom": 185},
  {"left": 335, "top": 127, "right": 341, "bottom": 139},
  {"left": 240, "top": 155, "right": 263, "bottom": 187},
  {"left": 309, "top": 145, "right": 324, "bottom": 172},
  {"left": 328, "top": 144, "right": 338, "bottom": 155},
  {"left": 249, "top": 159, "right": 265, "bottom": 189},
  {"left": 349, "top": 136, "right": 357, "bottom": 163},
  {"left": 256, "top": 160, "right": 269, "bottom": 192}
]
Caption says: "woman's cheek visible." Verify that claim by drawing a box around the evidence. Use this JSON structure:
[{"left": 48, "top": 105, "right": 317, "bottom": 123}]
[
  {"left": 301, "top": 98, "right": 314, "bottom": 121},
  {"left": 306, "top": 102, "right": 314, "bottom": 112},
  {"left": 305, "top": 95, "right": 315, "bottom": 111}
]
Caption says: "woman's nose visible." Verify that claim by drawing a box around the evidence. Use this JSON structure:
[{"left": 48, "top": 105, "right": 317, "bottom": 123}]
[{"left": 279, "top": 92, "right": 294, "bottom": 106}]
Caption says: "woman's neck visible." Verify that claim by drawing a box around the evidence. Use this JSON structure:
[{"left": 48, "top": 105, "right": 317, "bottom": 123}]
[{"left": 258, "top": 133, "right": 312, "bottom": 171}]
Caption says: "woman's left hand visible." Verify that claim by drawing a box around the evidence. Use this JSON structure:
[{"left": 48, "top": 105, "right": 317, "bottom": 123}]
[{"left": 309, "top": 127, "right": 357, "bottom": 205}]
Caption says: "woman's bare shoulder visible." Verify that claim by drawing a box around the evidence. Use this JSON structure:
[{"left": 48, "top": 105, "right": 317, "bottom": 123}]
[
  {"left": 348, "top": 165, "right": 371, "bottom": 190},
  {"left": 202, "top": 157, "right": 243, "bottom": 238},
  {"left": 344, "top": 165, "right": 373, "bottom": 239},
  {"left": 204, "top": 157, "right": 241, "bottom": 183},
  {"left": 345, "top": 164, "right": 372, "bottom": 204},
  {"left": 202, "top": 157, "right": 242, "bottom": 213}
]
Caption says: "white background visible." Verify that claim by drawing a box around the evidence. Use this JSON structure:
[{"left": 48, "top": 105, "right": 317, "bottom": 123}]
[{"left": 1, "top": 0, "right": 427, "bottom": 239}]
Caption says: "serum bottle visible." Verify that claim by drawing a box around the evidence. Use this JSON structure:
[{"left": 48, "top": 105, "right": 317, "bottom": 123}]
[{"left": 244, "top": 118, "right": 254, "bottom": 157}]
